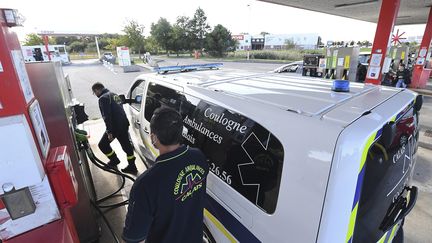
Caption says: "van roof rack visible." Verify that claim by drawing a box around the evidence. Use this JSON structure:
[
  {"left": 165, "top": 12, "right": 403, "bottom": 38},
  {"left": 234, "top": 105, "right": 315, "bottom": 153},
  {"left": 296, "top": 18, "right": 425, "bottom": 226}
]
[{"left": 154, "top": 63, "right": 223, "bottom": 74}]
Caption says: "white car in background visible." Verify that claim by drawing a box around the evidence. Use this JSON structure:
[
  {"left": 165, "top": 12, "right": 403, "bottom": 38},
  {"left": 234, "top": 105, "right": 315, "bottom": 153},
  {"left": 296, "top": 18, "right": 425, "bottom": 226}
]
[
  {"left": 100, "top": 52, "right": 116, "bottom": 64},
  {"left": 273, "top": 60, "right": 303, "bottom": 74}
]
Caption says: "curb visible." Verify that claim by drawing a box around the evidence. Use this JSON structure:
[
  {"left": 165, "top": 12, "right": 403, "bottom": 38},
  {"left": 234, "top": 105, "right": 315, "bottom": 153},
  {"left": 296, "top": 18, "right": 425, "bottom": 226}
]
[
  {"left": 411, "top": 88, "right": 432, "bottom": 96},
  {"left": 136, "top": 63, "right": 154, "bottom": 70},
  {"left": 419, "top": 141, "right": 432, "bottom": 150}
]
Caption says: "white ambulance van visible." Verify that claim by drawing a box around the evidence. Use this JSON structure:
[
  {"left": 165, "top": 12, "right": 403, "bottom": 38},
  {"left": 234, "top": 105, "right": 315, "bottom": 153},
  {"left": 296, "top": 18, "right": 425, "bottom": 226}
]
[{"left": 121, "top": 66, "right": 422, "bottom": 243}]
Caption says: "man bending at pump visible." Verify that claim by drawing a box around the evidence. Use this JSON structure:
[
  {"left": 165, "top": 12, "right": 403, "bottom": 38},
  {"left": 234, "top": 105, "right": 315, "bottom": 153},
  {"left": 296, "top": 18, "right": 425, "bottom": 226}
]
[
  {"left": 91, "top": 82, "right": 137, "bottom": 174},
  {"left": 122, "top": 108, "right": 209, "bottom": 243}
]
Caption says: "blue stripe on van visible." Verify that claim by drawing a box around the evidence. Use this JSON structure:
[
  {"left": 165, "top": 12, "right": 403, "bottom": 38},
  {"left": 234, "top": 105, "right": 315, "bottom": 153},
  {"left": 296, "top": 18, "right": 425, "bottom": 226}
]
[
  {"left": 375, "top": 128, "right": 383, "bottom": 140},
  {"left": 352, "top": 165, "right": 366, "bottom": 209},
  {"left": 206, "top": 196, "right": 261, "bottom": 243}
]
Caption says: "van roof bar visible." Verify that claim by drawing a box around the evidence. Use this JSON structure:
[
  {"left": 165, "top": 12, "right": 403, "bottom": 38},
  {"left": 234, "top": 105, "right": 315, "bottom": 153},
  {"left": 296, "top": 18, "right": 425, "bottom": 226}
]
[{"left": 154, "top": 63, "right": 223, "bottom": 74}]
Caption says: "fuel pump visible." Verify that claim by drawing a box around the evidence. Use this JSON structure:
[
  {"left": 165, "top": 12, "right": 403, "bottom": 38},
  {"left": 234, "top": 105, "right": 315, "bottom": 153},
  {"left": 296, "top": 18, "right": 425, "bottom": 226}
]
[
  {"left": 388, "top": 46, "right": 410, "bottom": 70},
  {"left": 380, "top": 46, "right": 411, "bottom": 86},
  {"left": 0, "top": 8, "right": 97, "bottom": 243},
  {"left": 25, "top": 61, "right": 100, "bottom": 242},
  {"left": 0, "top": 9, "right": 75, "bottom": 242},
  {"left": 302, "top": 54, "right": 325, "bottom": 77},
  {"left": 324, "top": 46, "right": 360, "bottom": 81}
]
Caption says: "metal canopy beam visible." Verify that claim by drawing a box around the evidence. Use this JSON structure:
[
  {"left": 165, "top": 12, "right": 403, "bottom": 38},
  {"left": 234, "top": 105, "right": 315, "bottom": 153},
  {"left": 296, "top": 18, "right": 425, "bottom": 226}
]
[
  {"left": 37, "top": 31, "right": 101, "bottom": 37},
  {"left": 259, "top": 0, "right": 432, "bottom": 25}
]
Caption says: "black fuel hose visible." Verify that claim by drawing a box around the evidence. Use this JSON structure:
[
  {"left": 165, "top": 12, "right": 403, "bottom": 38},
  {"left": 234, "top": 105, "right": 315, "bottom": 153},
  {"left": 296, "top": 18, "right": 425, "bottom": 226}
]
[
  {"left": 76, "top": 138, "right": 137, "bottom": 243},
  {"left": 84, "top": 143, "right": 136, "bottom": 208},
  {"left": 90, "top": 200, "right": 121, "bottom": 243}
]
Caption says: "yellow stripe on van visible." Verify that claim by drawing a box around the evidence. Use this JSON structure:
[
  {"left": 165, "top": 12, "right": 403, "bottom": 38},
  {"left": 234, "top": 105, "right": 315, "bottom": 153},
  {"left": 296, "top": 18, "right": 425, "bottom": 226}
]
[
  {"left": 376, "top": 222, "right": 399, "bottom": 243},
  {"left": 390, "top": 116, "right": 397, "bottom": 122},
  {"left": 204, "top": 209, "right": 237, "bottom": 243},
  {"left": 347, "top": 131, "right": 378, "bottom": 242},
  {"left": 387, "top": 224, "right": 399, "bottom": 242},
  {"left": 345, "top": 202, "right": 358, "bottom": 243},
  {"left": 143, "top": 138, "right": 158, "bottom": 157},
  {"left": 359, "top": 132, "right": 377, "bottom": 172},
  {"left": 377, "top": 232, "right": 387, "bottom": 243}
]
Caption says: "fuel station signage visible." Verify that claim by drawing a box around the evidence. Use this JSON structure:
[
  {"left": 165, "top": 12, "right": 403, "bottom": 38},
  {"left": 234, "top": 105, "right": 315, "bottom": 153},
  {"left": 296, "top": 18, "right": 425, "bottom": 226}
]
[
  {"left": 367, "top": 53, "right": 383, "bottom": 80},
  {"left": 10, "top": 50, "right": 34, "bottom": 104}
]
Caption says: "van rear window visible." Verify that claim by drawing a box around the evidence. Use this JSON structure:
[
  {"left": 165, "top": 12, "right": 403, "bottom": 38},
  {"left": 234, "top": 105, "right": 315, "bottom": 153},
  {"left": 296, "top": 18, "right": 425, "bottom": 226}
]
[
  {"left": 145, "top": 83, "right": 285, "bottom": 213},
  {"left": 353, "top": 106, "right": 418, "bottom": 242}
]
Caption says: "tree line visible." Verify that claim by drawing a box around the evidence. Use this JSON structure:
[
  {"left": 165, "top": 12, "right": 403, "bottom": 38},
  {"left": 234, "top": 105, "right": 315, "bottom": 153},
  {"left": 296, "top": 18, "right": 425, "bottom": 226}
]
[{"left": 23, "top": 8, "right": 237, "bottom": 58}]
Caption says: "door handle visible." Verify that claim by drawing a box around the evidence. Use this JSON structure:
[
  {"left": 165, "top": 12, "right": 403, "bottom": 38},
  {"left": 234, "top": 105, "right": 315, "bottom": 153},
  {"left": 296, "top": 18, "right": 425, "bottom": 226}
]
[
  {"left": 143, "top": 127, "right": 150, "bottom": 134},
  {"left": 134, "top": 120, "right": 141, "bottom": 126}
]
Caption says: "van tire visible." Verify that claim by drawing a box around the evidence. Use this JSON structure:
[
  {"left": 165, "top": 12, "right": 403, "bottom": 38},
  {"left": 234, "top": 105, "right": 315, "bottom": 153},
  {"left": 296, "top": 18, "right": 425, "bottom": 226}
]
[
  {"left": 393, "top": 227, "right": 404, "bottom": 243},
  {"left": 203, "top": 225, "right": 216, "bottom": 243}
]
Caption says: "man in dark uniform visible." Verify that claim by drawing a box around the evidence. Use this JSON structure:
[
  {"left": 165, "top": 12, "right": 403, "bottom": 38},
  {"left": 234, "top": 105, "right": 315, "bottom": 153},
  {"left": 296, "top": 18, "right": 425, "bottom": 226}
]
[
  {"left": 122, "top": 108, "right": 208, "bottom": 243},
  {"left": 356, "top": 63, "right": 367, "bottom": 83},
  {"left": 91, "top": 82, "right": 137, "bottom": 174}
]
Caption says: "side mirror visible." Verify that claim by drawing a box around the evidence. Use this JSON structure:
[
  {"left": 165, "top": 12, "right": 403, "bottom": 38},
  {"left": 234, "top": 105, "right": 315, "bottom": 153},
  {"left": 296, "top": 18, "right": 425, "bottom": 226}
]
[
  {"left": 414, "top": 95, "right": 423, "bottom": 112},
  {"left": 382, "top": 121, "right": 397, "bottom": 148},
  {"left": 119, "top": 94, "right": 126, "bottom": 104},
  {"left": 135, "top": 95, "right": 142, "bottom": 104}
]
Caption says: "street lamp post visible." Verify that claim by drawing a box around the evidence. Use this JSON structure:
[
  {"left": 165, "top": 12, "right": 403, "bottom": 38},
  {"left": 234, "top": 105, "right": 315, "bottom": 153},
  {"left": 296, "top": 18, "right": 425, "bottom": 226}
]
[{"left": 247, "top": 3, "right": 251, "bottom": 61}]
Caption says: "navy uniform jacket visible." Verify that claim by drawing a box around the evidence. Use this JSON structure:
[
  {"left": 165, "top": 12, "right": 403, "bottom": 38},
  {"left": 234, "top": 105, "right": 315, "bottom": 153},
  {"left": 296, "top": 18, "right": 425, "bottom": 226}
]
[
  {"left": 122, "top": 145, "right": 209, "bottom": 243},
  {"left": 98, "top": 88, "right": 129, "bottom": 134}
]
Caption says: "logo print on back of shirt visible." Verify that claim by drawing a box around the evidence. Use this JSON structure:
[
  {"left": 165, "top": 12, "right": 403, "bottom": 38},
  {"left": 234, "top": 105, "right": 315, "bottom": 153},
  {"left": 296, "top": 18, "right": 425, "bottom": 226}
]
[
  {"left": 174, "top": 164, "right": 205, "bottom": 202},
  {"left": 181, "top": 173, "right": 202, "bottom": 194}
]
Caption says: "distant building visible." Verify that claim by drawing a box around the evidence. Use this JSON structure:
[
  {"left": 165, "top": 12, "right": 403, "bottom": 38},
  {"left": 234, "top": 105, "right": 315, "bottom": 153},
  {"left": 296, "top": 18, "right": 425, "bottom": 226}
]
[
  {"left": 232, "top": 34, "right": 252, "bottom": 51},
  {"left": 251, "top": 36, "right": 265, "bottom": 50},
  {"left": 404, "top": 35, "right": 423, "bottom": 44},
  {"left": 264, "top": 33, "right": 320, "bottom": 50},
  {"left": 233, "top": 33, "right": 320, "bottom": 51}
]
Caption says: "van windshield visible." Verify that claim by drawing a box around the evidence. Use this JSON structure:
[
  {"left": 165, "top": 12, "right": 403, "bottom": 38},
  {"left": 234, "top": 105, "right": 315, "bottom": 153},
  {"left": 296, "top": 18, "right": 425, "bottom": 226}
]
[{"left": 353, "top": 105, "right": 418, "bottom": 242}]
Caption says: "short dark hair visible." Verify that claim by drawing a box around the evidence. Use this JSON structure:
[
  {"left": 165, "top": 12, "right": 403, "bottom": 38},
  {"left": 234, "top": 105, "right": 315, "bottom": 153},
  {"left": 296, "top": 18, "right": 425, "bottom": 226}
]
[
  {"left": 92, "top": 82, "right": 105, "bottom": 91},
  {"left": 399, "top": 63, "right": 406, "bottom": 67},
  {"left": 150, "top": 107, "right": 183, "bottom": 145}
]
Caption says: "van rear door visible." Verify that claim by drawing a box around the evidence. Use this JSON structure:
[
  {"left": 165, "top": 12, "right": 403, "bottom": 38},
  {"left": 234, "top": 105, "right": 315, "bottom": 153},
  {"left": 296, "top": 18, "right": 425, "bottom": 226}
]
[{"left": 352, "top": 102, "right": 419, "bottom": 242}]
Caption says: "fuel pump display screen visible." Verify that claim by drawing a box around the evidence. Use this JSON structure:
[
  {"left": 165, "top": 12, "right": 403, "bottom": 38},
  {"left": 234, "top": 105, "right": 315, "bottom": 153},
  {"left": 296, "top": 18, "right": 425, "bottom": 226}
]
[{"left": 29, "top": 100, "right": 50, "bottom": 158}]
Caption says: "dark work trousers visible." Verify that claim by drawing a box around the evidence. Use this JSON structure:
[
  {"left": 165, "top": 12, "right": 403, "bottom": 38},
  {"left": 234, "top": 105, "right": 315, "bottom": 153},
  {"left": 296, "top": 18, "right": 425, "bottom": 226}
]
[{"left": 98, "top": 130, "right": 135, "bottom": 163}]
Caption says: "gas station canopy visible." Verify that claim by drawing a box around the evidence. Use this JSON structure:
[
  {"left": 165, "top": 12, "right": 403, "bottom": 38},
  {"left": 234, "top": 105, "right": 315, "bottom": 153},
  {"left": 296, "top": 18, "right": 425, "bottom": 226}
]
[
  {"left": 37, "top": 30, "right": 100, "bottom": 36},
  {"left": 259, "top": 0, "right": 432, "bottom": 25}
]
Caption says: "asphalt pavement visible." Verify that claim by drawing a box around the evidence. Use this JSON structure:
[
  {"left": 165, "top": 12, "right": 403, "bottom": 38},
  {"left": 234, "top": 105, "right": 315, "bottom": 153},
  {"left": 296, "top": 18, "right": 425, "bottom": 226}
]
[
  {"left": 63, "top": 59, "right": 150, "bottom": 119},
  {"left": 148, "top": 56, "right": 284, "bottom": 73},
  {"left": 65, "top": 58, "right": 432, "bottom": 243}
]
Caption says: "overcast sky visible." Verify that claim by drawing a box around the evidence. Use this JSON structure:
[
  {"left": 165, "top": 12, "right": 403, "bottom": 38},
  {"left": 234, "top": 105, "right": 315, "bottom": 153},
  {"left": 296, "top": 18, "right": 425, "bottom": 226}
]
[{"left": 1, "top": 0, "right": 426, "bottom": 42}]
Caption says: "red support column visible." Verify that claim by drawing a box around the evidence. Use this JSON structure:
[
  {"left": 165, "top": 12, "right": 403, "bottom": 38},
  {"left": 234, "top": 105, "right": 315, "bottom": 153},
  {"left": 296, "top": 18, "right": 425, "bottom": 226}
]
[
  {"left": 365, "top": 0, "right": 401, "bottom": 85},
  {"left": 42, "top": 35, "right": 51, "bottom": 61},
  {"left": 411, "top": 7, "right": 432, "bottom": 89}
]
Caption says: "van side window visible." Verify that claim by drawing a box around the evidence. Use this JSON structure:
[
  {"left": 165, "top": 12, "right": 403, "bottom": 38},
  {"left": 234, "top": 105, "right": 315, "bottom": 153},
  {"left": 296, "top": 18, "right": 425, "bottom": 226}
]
[
  {"left": 182, "top": 99, "right": 284, "bottom": 214},
  {"left": 129, "top": 80, "right": 145, "bottom": 111},
  {"left": 144, "top": 82, "right": 182, "bottom": 121},
  {"left": 149, "top": 83, "right": 284, "bottom": 214}
]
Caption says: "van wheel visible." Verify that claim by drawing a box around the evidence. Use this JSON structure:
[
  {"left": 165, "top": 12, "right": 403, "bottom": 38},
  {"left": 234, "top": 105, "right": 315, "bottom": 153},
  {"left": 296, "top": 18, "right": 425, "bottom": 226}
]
[
  {"left": 393, "top": 227, "right": 404, "bottom": 243},
  {"left": 203, "top": 225, "right": 216, "bottom": 243}
]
